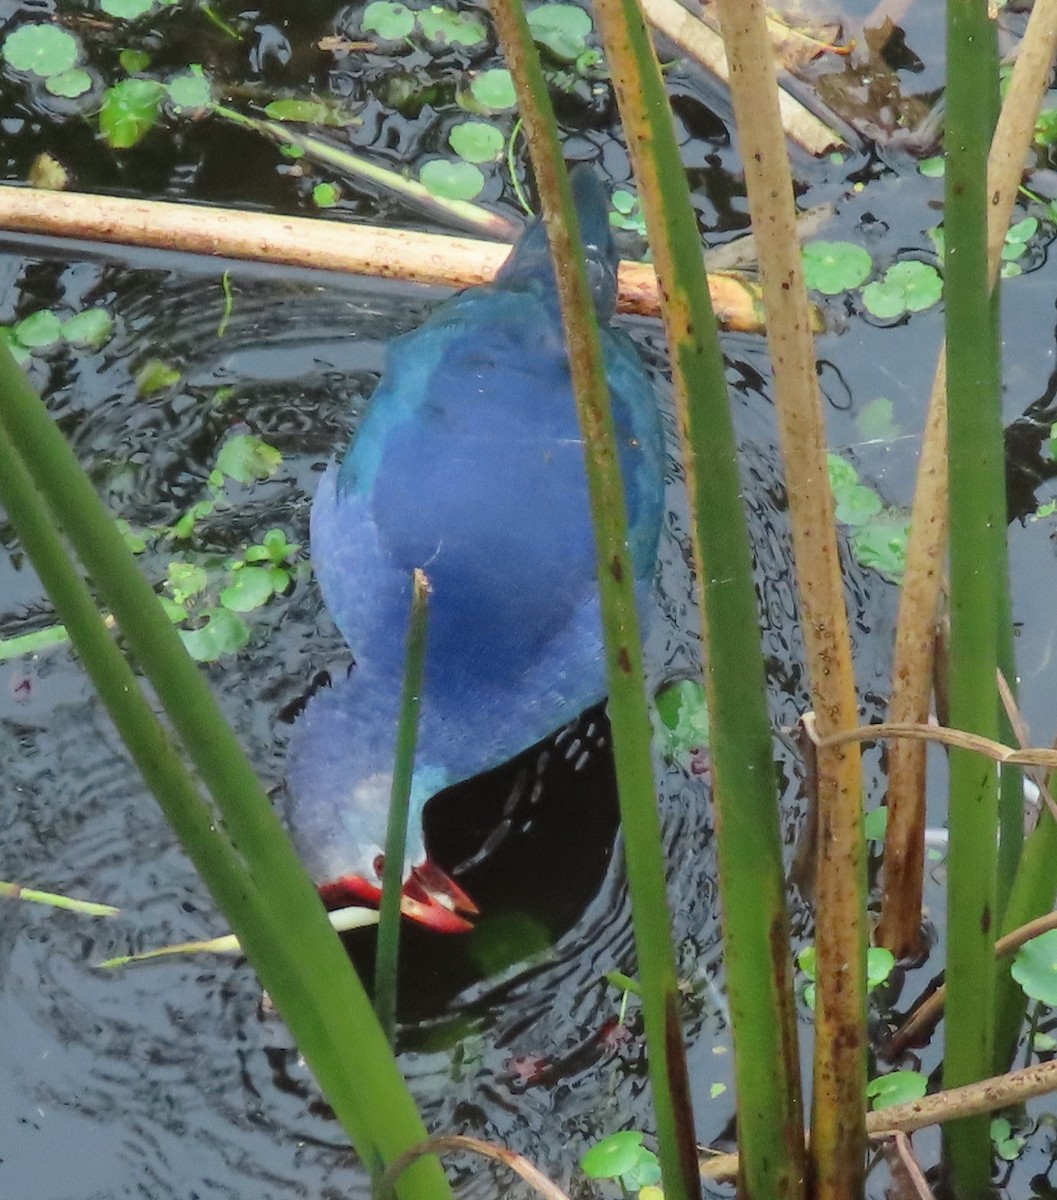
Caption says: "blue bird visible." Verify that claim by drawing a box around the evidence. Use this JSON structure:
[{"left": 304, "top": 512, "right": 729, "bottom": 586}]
[{"left": 284, "top": 167, "right": 665, "bottom": 931}]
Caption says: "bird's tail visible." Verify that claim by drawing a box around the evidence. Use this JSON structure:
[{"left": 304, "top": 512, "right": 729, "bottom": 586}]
[{"left": 495, "top": 165, "right": 618, "bottom": 319}]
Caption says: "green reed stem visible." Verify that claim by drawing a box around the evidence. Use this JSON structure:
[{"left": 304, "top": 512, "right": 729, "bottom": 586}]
[
  {"left": 375, "top": 568, "right": 430, "bottom": 1046},
  {"left": 591, "top": 0, "right": 808, "bottom": 1195},
  {"left": 942, "top": 0, "right": 1003, "bottom": 1194}
]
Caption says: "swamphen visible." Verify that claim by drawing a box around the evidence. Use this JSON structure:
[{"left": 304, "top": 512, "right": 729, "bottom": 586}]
[{"left": 284, "top": 167, "right": 665, "bottom": 931}]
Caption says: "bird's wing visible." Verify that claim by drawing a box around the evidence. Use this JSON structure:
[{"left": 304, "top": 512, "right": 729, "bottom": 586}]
[
  {"left": 322, "top": 292, "right": 587, "bottom": 672},
  {"left": 312, "top": 285, "right": 664, "bottom": 706}
]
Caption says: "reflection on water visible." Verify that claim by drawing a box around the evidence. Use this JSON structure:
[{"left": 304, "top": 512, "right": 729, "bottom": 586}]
[{"left": 0, "top": 258, "right": 891, "bottom": 1199}]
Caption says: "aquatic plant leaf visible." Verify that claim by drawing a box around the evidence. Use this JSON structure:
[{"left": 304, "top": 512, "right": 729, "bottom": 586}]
[
  {"left": 167, "top": 561, "right": 208, "bottom": 604},
  {"left": 864, "top": 806, "right": 887, "bottom": 841},
  {"left": 468, "top": 911, "right": 551, "bottom": 975},
  {"left": 171, "top": 497, "right": 216, "bottom": 539},
  {"left": 919, "top": 156, "right": 944, "bottom": 178},
  {"left": 581, "top": 1131, "right": 649, "bottom": 1180},
  {"left": 167, "top": 67, "right": 212, "bottom": 113},
  {"left": 468, "top": 68, "right": 516, "bottom": 110},
  {"left": 119, "top": 48, "right": 151, "bottom": 73},
  {"left": 827, "top": 453, "right": 880, "bottom": 526},
  {"left": 1012, "top": 928, "right": 1057, "bottom": 1005},
  {"left": 855, "top": 397, "right": 899, "bottom": 444},
  {"left": 867, "top": 946, "right": 895, "bottom": 990},
  {"left": 179, "top": 607, "right": 250, "bottom": 661},
  {"left": 215, "top": 433, "right": 281, "bottom": 483},
  {"left": 115, "top": 518, "right": 147, "bottom": 554},
  {"left": 866, "top": 1070, "right": 927, "bottom": 1109},
  {"left": 100, "top": 77, "right": 165, "bottom": 148},
  {"left": 363, "top": 0, "right": 416, "bottom": 40},
  {"left": 14, "top": 309, "right": 63, "bottom": 349},
  {"left": 135, "top": 356, "right": 181, "bottom": 395},
  {"left": 448, "top": 120, "right": 504, "bottom": 163},
  {"left": 802, "top": 240, "right": 872, "bottom": 295},
  {"left": 798, "top": 945, "right": 817, "bottom": 1008},
  {"left": 2, "top": 24, "right": 79, "bottom": 77},
  {"left": 528, "top": 3, "right": 593, "bottom": 62},
  {"left": 609, "top": 188, "right": 645, "bottom": 235},
  {"left": 862, "top": 259, "right": 942, "bottom": 319},
  {"left": 850, "top": 516, "right": 909, "bottom": 582},
  {"left": 655, "top": 677, "right": 709, "bottom": 758},
  {"left": 265, "top": 99, "right": 335, "bottom": 124},
  {"left": 991, "top": 1117, "right": 1026, "bottom": 1162},
  {"left": 244, "top": 528, "right": 299, "bottom": 565},
  {"left": 418, "top": 6, "right": 487, "bottom": 46},
  {"left": 419, "top": 158, "right": 484, "bottom": 201},
  {"left": 220, "top": 566, "right": 275, "bottom": 613},
  {"left": 1007, "top": 216, "right": 1037, "bottom": 245},
  {"left": 313, "top": 181, "right": 340, "bottom": 207},
  {"left": 0, "top": 328, "right": 30, "bottom": 365},
  {"left": 101, "top": 0, "right": 156, "bottom": 18},
  {"left": 61, "top": 307, "right": 114, "bottom": 348},
  {"left": 834, "top": 482, "right": 882, "bottom": 526},
  {"left": 1036, "top": 106, "right": 1057, "bottom": 148},
  {"left": 45, "top": 67, "right": 92, "bottom": 98}
]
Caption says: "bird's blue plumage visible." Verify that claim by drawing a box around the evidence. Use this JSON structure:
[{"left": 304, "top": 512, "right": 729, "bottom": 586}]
[{"left": 285, "top": 168, "right": 665, "bottom": 896}]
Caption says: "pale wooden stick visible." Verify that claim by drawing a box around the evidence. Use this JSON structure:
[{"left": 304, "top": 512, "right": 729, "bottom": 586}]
[
  {"left": 0, "top": 185, "right": 769, "bottom": 332},
  {"left": 890, "top": 908, "right": 1057, "bottom": 1051},
  {"left": 378, "top": 1134, "right": 573, "bottom": 1200},
  {"left": 701, "top": 1059, "right": 1057, "bottom": 1182}
]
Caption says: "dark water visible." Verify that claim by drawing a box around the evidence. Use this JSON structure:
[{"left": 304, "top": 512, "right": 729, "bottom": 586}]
[{"left": 2, "top": 1, "right": 1057, "bottom": 1197}]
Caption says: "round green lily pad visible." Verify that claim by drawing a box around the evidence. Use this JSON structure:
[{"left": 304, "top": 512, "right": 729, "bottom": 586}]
[
  {"left": 61, "top": 307, "right": 114, "bottom": 348},
  {"left": 363, "top": 0, "right": 416, "bottom": 40},
  {"left": 418, "top": 6, "right": 486, "bottom": 46},
  {"left": 101, "top": 0, "right": 156, "bottom": 17},
  {"left": 469, "top": 68, "right": 516, "bottom": 111},
  {"left": 419, "top": 158, "right": 484, "bottom": 201},
  {"left": 45, "top": 67, "right": 92, "bottom": 98},
  {"left": 220, "top": 566, "right": 276, "bottom": 613},
  {"left": 528, "top": 3, "right": 593, "bottom": 62},
  {"left": 862, "top": 260, "right": 942, "bottom": 319},
  {"left": 449, "top": 120, "right": 504, "bottom": 164},
  {"left": 802, "top": 240, "right": 872, "bottom": 295},
  {"left": 14, "top": 309, "right": 63, "bottom": 349},
  {"left": 866, "top": 1070, "right": 927, "bottom": 1110},
  {"left": 581, "top": 1131, "right": 647, "bottom": 1180},
  {"left": 1012, "top": 928, "right": 1057, "bottom": 1005},
  {"left": 3, "top": 24, "right": 80, "bottom": 78},
  {"left": 180, "top": 608, "right": 250, "bottom": 662}
]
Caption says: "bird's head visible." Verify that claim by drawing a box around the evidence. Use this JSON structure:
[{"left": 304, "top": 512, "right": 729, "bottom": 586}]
[
  {"left": 494, "top": 164, "right": 619, "bottom": 321},
  {"left": 284, "top": 674, "right": 478, "bottom": 933}
]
